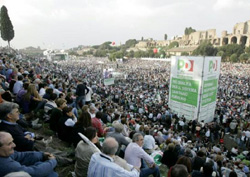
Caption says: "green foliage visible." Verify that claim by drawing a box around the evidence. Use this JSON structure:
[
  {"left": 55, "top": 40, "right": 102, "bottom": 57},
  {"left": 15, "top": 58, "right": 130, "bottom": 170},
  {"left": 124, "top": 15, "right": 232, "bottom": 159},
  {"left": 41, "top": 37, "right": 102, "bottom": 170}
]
[
  {"left": 185, "top": 27, "right": 196, "bottom": 35},
  {"left": 230, "top": 54, "right": 238, "bottom": 63},
  {"left": 192, "top": 40, "right": 217, "bottom": 56},
  {"left": 94, "top": 49, "right": 107, "bottom": 57},
  {"left": 239, "top": 53, "right": 249, "bottom": 63},
  {"left": 216, "top": 51, "right": 224, "bottom": 57},
  {"left": 245, "top": 46, "right": 250, "bottom": 54},
  {"left": 99, "top": 41, "right": 112, "bottom": 50},
  {"left": 68, "top": 50, "right": 79, "bottom": 56},
  {"left": 92, "top": 45, "right": 99, "bottom": 49},
  {"left": 0, "top": 6, "right": 15, "bottom": 47},
  {"left": 124, "top": 39, "right": 138, "bottom": 48},
  {"left": 134, "top": 50, "right": 145, "bottom": 58},
  {"left": 217, "top": 44, "right": 244, "bottom": 61},
  {"left": 127, "top": 50, "right": 134, "bottom": 58},
  {"left": 108, "top": 51, "right": 125, "bottom": 61},
  {"left": 181, "top": 52, "right": 189, "bottom": 56},
  {"left": 168, "top": 41, "right": 179, "bottom": 49}
]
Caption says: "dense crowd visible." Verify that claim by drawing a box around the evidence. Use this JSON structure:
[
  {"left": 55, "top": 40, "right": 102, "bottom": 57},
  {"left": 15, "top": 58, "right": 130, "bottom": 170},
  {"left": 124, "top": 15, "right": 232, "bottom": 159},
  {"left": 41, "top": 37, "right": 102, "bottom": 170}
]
[{"left": 0, "top": 52, "right": 250, "bottom": 177}]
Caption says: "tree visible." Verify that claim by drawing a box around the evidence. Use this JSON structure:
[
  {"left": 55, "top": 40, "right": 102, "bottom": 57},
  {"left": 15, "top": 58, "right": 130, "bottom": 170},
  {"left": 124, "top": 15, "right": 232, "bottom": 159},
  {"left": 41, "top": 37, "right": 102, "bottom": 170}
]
[
  {"left": 0, "top": 6, "right": 14, "bottom": 48},
  {"left": 181, "top": 52, "right": 189, "bottom": 56},
  {"left": 245, "top": 46, "right": 250, "bottom": 54},
  {"left": 230, "top": 54, "right": 238, "bottom": 63},
  {"left": 184, "top": 27, "right": 196, "bottom": 35},
  {"left": 168, "top": 41, "right": 179, "bottom": 49},
  {"left": 239, "top": 53, "right": 249, "bottom": 63},
  {"left": 164, "top": 34, "right": 168, "bottom": 40},
  {"left": 192, "top": 40, "right": 217, "bottom": 56},
  {"left": 124, "top": 39, "right": 138, "bottom": 49},
  {"left": 217, "top": 44, "right": 244, "bottom": 61}
]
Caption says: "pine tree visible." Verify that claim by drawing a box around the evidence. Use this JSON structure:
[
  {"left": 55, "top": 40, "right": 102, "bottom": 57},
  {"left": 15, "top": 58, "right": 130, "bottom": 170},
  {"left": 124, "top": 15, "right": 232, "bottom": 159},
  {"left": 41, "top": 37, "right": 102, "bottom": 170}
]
[{"left": 0, "top": 6, "right": 14, "bottom": 48}]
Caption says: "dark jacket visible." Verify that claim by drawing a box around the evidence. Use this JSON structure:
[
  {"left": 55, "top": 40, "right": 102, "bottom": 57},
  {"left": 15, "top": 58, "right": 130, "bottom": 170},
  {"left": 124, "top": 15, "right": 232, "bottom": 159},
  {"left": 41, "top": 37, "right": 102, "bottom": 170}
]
[
  {"left": 71, "top": 124, "right": 85, "bottom": 147},
  {"left": 0, "top": 121, "right": 34, "bottom": 151},
  {"left": 76, "top": 83, "right": 89, "bottom": 96},
  {"left": 161, "top": 148, "right": 179, "bottom": 168},
  {"left": 49, "top": 108, "right": 63, "bottom": 132},
  {"left": 57, "top": 116, "right": 73, "bottom": 143}
]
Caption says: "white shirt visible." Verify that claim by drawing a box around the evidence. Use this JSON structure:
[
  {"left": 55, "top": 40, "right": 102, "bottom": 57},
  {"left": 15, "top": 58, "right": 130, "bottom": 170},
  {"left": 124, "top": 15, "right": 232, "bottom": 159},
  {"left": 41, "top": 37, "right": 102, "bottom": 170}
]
[
  {"left": 39, "top": 88, "right": 46, "bottom": 97},
  {"left": 143, "top": 135, "right": 155, "bottom": 150},
  {"left": 65, "top": 118, "right": 77, "bottom": 127},
  {"left": 88, "top": 152, "right": 139, "bottom": 177},
  {"left": 13, "top": 81, "right": 23, "bottom": 94},
  {"left": 85, "top": 86, "right": 93, "bottom": 102}
]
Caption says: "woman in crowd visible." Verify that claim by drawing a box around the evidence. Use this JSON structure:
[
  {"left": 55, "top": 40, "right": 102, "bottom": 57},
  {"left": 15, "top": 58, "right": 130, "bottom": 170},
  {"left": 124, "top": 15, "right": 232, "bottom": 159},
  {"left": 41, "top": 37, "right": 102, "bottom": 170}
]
[
  {"left": 161, "top": 143, "right": 179, "bottom": 169},
  {"left": 71, "top": 110, "right": 92, "bottom": 147},
  {"left": 21, "top": 84, "right": 42, "bottom": 113}
]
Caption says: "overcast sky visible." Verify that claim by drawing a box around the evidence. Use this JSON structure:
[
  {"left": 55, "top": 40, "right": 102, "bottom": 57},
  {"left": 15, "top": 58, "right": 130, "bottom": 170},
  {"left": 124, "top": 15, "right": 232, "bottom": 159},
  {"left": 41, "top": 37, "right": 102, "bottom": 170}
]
[{"left": 1, "top": 0, "right": 250, "bottom": 49}]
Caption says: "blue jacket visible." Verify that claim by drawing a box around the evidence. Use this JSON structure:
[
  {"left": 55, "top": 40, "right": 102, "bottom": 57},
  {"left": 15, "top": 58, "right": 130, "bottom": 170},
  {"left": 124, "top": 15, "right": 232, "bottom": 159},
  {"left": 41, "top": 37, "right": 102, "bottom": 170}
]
[{"left": 0, "top": 151, "right": 57, "bottom": 177}]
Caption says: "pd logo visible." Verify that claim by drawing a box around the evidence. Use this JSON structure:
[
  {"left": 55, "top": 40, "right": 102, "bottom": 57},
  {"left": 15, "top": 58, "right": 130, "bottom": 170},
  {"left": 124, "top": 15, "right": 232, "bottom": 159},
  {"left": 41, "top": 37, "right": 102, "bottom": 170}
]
[
  {"left": 209, "top": 60, "right": 217, "bottom": 72},
  {"left": 178, "top": 59, "right": 194, "bottom": 72}
]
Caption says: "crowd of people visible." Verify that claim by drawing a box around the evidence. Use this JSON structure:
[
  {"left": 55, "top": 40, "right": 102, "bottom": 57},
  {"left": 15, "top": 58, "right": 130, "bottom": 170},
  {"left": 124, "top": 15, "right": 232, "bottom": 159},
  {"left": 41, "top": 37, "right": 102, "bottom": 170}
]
[{"left": 0, "top": 52, "right": 250, "bottom": 177}]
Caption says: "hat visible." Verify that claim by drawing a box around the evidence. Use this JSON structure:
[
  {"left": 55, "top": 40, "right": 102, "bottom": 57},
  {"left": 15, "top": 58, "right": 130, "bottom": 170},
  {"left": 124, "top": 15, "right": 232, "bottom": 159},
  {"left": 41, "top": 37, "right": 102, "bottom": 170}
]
[{"left": 24, "top": 71, "right": 29, "bottom": 74}]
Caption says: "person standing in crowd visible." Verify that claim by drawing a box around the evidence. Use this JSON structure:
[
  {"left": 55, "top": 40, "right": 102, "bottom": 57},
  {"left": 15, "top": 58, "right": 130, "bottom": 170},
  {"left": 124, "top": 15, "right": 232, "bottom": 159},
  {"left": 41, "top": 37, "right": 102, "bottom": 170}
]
[
  {"left": 75, "top": 80, "right": 89, "bottom": 109},
  {"left": 85, "top": 82, "right": 93, "bottom": 105}
]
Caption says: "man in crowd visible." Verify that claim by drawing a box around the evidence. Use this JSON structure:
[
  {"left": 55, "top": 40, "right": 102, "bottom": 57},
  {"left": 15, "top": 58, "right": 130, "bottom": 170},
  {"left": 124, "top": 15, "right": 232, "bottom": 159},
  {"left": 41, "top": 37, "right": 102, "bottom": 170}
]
[
  {"left": 0, "top": 102, "right": 35, "bottom": 151},
  {"left": 75, "top": 80, "right": 89, "bottom": 109},
  {"left": 0, "top": 131, "right": 58, "bottom": 177},
  {"left": 106, "top": 122, "right": 129, "bottom": 157},
  {"left": 125, "top": 133, "right": 161, "bottom": 177},
  {"left": 88, "top": 137, "right": 140, "bottom": 177}
]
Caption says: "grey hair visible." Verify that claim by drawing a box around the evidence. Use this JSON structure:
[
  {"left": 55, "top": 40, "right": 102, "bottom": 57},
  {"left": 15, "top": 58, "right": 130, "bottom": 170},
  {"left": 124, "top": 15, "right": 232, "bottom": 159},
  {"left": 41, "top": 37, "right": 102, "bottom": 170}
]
[
  {"left": 132, "top": 133, "right": 143, "bottom": 142},
  {"left": 89, "top": 105, "right": 96, "bottom": 112},
  {"left": 102, "top": 137, "right": 118, "bottom": 155},
  {"left": 113, "top": 123, "right": 124, "bottom": 133},
  {"left": 0, "top": 102, "right": 19, "bottom": 120}
]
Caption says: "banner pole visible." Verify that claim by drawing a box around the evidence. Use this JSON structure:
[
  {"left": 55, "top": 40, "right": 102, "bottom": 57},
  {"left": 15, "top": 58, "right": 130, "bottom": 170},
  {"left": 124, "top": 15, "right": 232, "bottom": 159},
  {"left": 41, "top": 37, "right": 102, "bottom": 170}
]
[{"left": 197, "top": 56, "right": 206, "bottom": 122}]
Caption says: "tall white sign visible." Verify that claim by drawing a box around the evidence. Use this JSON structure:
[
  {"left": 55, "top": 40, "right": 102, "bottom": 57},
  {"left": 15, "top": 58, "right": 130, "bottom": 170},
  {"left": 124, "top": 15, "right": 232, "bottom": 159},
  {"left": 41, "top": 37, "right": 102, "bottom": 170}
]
[{"left": 169, "top": 56, "right": 221, "bottom": 123}]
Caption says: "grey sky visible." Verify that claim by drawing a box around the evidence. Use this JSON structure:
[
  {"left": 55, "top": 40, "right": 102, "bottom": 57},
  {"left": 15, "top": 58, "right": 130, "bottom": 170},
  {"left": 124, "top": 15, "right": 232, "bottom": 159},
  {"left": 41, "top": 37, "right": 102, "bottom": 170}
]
[{"left": 1, "top": 0, "right": 250, "bottom": 49}]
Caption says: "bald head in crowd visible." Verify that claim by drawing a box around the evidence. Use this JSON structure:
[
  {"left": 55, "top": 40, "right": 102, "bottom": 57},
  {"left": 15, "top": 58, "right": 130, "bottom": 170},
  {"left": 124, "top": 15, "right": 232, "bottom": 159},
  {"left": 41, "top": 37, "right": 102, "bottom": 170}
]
[{"left": 102, "top": 137, "right": 119, "bottom": 156}]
